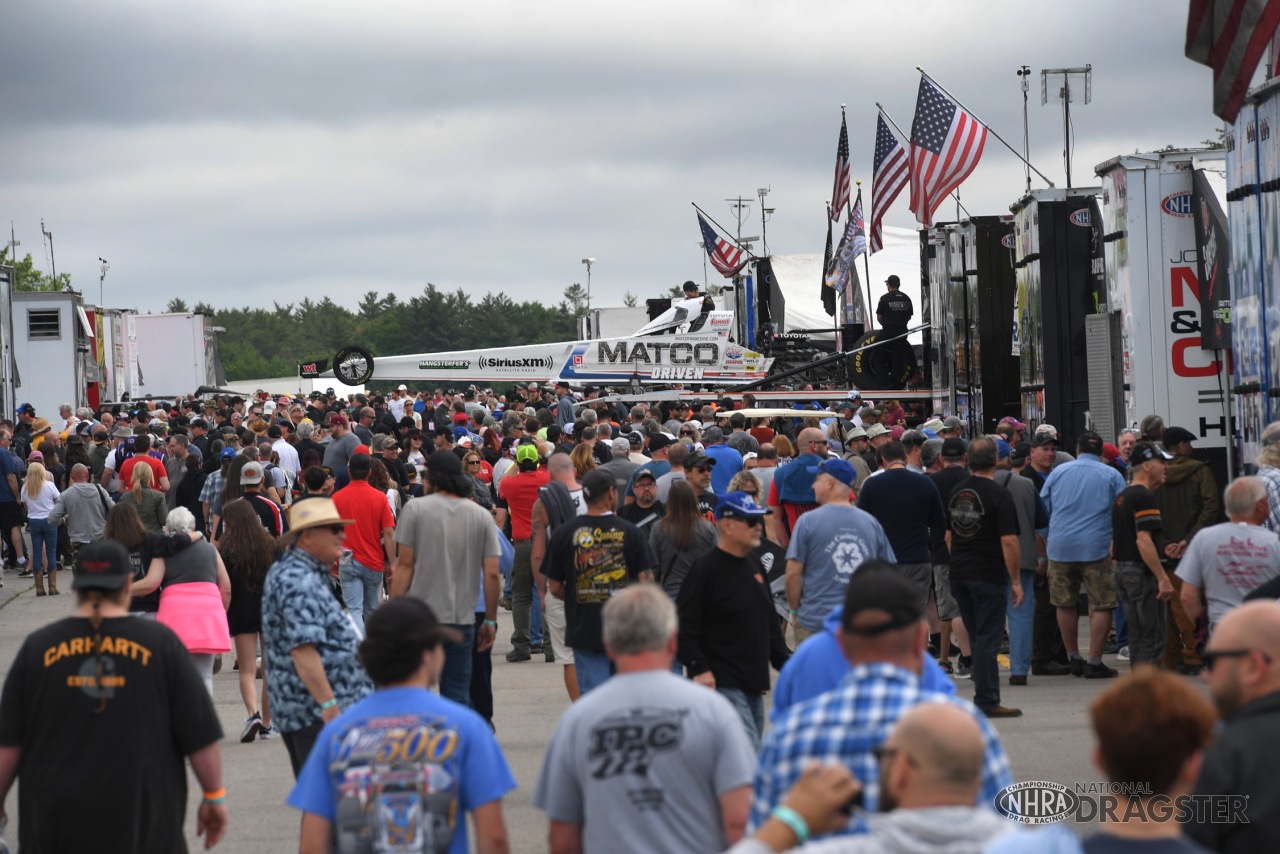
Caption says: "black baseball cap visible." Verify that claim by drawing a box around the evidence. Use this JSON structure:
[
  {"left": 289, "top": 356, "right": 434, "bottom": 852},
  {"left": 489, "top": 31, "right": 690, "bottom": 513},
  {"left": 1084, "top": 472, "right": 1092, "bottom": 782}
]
[
  {"left": 1010, "top": 441, "right": 1031, "bottom": 467},
  {"left": 73, "top": 540, "right": 131, "bottom": 592},
  {"left": 425, "top": 450, "right": 462, "bottom": 475},
  {"left": 1030, "top": 432, "right": 1058, "bottom": 448},
  {"left": 1131, "top": 441, "right": 1173, "bottom": 466},
  {"left": 940, "top": 437, "right": 967, "bottom": 460},
  {"left": 841, "top": 563, "right": 924, "bottom": 636},
  {"left": 362, "top": 597, "right": 463, "bottom": 655},
  {"left": 581, "top": 468, "right": 615, "bottom": 501}
]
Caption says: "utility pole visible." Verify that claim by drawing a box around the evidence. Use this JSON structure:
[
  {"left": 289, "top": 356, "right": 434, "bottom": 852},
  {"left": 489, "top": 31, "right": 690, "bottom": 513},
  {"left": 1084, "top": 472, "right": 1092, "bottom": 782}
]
[
  {"left": 580, "top": 258, "right": 595, "bottom": 325},
  {"left": 41, "top": 219, "right": 56, "bottom": 286},
  {"left": 6, "top": 223, "right": 18, "bottom": 263},
  {"left": 1041, "top": 65, "right": 1092, "bottom": 189},
  {"left": 696, "top": 242, "right": 708, "bottom": 289},
  {"left": 758, "top": 186, "right": 774, "bottom": 256},
  {"left": 1017, "top": 65, "right": 1032, "bottom": 193},
  {"left": 724, "top": 195, "right": 760, "bottom": 259}
]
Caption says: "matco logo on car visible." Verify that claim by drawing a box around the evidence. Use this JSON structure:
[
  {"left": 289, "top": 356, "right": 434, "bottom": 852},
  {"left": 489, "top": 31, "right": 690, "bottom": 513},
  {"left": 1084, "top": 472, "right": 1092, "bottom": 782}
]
[
  {"left": 1162, "top": 192, "right": 1193, "bottom": 217},
  {"left": 1070, "top": 209, "right": 1092, "bottom": 227}
]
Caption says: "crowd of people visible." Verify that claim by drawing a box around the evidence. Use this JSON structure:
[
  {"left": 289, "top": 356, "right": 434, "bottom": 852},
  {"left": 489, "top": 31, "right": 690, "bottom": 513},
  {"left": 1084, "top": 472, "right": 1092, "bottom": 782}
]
[{"left": 0, "top": 386, "right": 1276, "bottom": 852}]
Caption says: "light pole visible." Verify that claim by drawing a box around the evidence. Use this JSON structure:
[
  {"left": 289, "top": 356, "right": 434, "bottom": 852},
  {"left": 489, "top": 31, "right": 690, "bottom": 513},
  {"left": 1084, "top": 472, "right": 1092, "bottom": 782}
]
[{"left": 581, "top": 257, "right": 595, "bottom": 311}]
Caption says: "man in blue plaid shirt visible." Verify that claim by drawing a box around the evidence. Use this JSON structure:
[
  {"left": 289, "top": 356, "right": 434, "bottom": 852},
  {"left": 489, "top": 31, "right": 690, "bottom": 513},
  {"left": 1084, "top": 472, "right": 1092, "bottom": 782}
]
[{"left": 751, "top": 564, "right": 1014, "bottom": 836}]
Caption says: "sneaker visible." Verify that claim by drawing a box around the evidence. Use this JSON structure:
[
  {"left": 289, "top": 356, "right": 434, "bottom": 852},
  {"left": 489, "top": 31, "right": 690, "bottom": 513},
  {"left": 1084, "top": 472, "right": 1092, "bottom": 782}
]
[
  {"left": 259, "top": 725, "right": 280, "bottom": 740},
  {"left": 983, "top": 705, "right": 1023, "bottom": 718},
  {"left": 1103, "top": 639, "right": 1119, "bottom": 655},
  {"left": 505, "top": 650, "right": 531, "bottom": 663},
  {"left": 1009, "top": 675, "right": 1028, "bottom": 686},
  {"left": 16, "top": 557, "right": 26, "bottom": 567},
  {"left": 213, "top": 654, "right": 223, "bottom": 675},
  {"left": 240, "top": 712, "right": 263, "bottom": 743},
  {"left": 544, "top": 645, "right": 555, "bottom": 663},
  {"left": 937, "top": 659, "right": 953, "bottom": 674},
  {"left": 1084, "top": 662, "right": 1119, "bottom": 679},
  {"left": 1117, "top": 646, "right": 1131, "bottom": 661},
  {"left": 1069, "top": 658, "right": 1086, "bottom": 677},
  {"left": 17, "top": 570, "right": 32, "bottom": 579},
  {"left": 955, "top": 656, "right": 972, "bottom": 679},
  {"left": 1031, "top": 661, "right": 1074, "bottom": 676},
  {"left": 499, "top": 596, "right": 512, "bottom": 611}
]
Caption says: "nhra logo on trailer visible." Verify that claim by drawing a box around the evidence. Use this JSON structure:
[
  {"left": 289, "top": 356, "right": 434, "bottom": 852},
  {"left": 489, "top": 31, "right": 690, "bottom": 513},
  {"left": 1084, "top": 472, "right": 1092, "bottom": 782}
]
[
  {"left": 1162, "top": 192, "right": 1193, "bottom": 217},
  {"left": 1070, "top": 209, "right": 1092, "bottom": 227},
  {"left": 1001, "top": 234, "right": 1016, "bottom": 249},
  {"left": 478, "top": 355, "right": 554, "bottom": 370}
]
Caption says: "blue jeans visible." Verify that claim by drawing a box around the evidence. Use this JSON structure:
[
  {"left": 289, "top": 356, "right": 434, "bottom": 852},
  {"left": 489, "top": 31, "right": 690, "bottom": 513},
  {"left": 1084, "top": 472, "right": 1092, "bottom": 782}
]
[
  {"left": 469, "top": 613, "right": 493, "bottom": 723},
  {"left": 440, "top": 623, "right": 476, "bottom": 707},
  {"left": 574, "top": 649, "right": 614, "bottom": 695},
  {"left": 1113, "top": 601, "right": 1129, "bottom": 647},
  {"left": 717, "top": 687, "right": 766, "bottom": 751},
  {"left": 1114, "top": 562, "right": 1165, "bottom": 666},
  {"left": 28, "top": 517, "right": 57, "bottom": 574},
  {"left": 338, "top": 558, "right": 383, "bottom": 635},
  {"left": 1007, "top": 569, "right": 1036, "bottom": 676},
  {"left": 951, "top": 575, "right": 1009, "bottom": 712}
]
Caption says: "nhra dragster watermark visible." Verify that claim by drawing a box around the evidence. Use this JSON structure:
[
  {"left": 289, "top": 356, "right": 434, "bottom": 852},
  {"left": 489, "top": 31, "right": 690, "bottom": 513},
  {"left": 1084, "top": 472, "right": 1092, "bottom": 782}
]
[{"left": 994, "top": 781, "right": 1249, "bottom": 826}]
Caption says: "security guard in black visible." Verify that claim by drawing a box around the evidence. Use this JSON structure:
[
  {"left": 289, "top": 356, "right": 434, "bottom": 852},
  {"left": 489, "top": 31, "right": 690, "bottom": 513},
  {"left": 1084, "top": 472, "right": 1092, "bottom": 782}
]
[{"left": 876, "top": 275, "right": 913, "bottom": 334}]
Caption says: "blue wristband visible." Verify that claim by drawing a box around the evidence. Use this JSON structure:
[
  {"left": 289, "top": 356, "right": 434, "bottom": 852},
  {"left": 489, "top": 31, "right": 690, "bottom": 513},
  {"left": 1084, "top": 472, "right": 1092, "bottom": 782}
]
[
  {"left": 770, "top": 805, "right": 809, "bottom": 844},
  {"left": 319, "top": 698, "right": 338, "bottom": 711}
]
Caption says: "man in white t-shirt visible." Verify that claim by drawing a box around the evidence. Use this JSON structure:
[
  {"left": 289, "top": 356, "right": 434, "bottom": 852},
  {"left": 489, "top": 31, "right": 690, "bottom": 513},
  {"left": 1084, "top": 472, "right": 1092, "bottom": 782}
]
[{"left": 533, "top": 584, "right": 754, "bottom": 854}]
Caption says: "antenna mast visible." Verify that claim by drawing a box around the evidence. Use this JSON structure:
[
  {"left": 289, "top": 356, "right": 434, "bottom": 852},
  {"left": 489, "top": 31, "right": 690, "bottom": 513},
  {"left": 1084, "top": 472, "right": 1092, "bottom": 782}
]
[{"left": 1041, "top": 65, "right": 1092, "bottom": 188}]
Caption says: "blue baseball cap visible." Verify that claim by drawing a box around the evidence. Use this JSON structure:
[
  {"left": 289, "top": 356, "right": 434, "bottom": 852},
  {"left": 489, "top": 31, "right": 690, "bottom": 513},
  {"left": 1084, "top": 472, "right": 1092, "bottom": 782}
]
[
  {"left": 453, "top": 425, "right": 469, "bottom": 439},
  {"left": 220, "top": 447, "right": 237, "bottom": 461},
  {"left": 921, "top": 428, "right": 939, "bottom": 440},
  {"left": 807, "top": 457, "right": 856, "bottom": 486},
  {"left": 994, "top": 438, "right": 1011, "bottom": 459},
  {"left": 716, "top": 491, "right": 771, "bottom": 520}
]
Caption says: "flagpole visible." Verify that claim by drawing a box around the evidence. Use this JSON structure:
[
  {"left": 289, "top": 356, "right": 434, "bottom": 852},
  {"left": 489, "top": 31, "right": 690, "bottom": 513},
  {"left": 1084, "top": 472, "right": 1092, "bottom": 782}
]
[
  {"left": 915, "top": 67, "right": 1057, "bottom": 188},
  {"left": 876, "top": 103, "right": 973, "bottom": 219},
  {"left": 691, "top": 202, "right": 756, "bottom": 256},
  {"left": 857, "top": 182, "right": 873, "bottom": 331}
]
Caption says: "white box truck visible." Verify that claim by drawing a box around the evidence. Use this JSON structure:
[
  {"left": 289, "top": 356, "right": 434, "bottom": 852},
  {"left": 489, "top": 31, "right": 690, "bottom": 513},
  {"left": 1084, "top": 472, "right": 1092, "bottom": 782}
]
[
  {"left": 131, "top": 312, "right": 225, "bottom": 398},
  {"left": 1094, "top": 148, "right": 1230, "bottom": 482}
]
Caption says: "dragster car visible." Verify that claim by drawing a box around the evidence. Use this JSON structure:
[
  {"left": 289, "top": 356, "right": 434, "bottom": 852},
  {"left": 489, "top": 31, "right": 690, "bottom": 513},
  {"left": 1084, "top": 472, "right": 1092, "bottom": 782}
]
[{"left": 304, "top": 298, "right": 776, "bottom": 388}]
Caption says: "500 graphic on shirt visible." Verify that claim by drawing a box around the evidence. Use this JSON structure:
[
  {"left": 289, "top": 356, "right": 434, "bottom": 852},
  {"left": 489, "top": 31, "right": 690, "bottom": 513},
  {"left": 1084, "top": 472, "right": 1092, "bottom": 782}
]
[{"left": 334, "top": 721, "right": 460, "bottom": 766}]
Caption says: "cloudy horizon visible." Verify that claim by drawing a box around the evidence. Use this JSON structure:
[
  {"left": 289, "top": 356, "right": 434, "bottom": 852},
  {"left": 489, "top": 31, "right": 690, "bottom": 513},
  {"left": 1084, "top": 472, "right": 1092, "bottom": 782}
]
[{"left": 1, "top": 1, "right": 1224, "bottom": 317}]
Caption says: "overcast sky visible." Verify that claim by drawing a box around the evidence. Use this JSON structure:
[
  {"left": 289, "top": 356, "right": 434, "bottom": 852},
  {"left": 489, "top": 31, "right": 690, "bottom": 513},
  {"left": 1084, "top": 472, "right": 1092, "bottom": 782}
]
[{"left": 0, "top": 0, "right": 1223, "bottom": 317}]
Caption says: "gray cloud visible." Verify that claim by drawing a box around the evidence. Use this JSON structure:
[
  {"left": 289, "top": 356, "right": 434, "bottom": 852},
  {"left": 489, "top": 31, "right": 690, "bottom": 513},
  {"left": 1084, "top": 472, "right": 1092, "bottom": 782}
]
[{"left": 0, "top": 0, "right": 1224, "bottom": 319}]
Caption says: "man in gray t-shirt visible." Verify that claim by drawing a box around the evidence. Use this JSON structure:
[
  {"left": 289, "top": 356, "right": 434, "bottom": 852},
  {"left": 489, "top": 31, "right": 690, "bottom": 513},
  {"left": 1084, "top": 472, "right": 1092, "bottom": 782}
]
[
  {"left": 1178, "top": 477, "right": 1280, "bottom": 630},
  {"left": 320, "top": 416, "right": 362, "bottom": 474},
  {"left": 391, "top": 452, "right": 501, "bottom": 707},
  {"left": 785, "top": 459, "right": 897, "bottom": 639},
  {"left": 533, "top": 585, "right": 755, "bottom": 853}
]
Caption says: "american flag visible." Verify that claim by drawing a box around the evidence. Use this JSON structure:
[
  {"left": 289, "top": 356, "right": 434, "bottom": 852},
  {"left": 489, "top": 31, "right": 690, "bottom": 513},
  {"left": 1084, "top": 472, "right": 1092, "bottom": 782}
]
[
  {"left": 870, "top": 113, "right": 909, "bottom": 253},
  {"left": 850, "top": 192, "right": 868, "bottom": 259},
  {"left": 830, "top": 113, "right": 851, "bottom": 219},
  {"left": 697, "top": 212, "right": 746, "bottom": 278},
  {"left": 908, "top": 74, "right": 988, "bottom": 227},
  {"left": 1186, "top": 0, "right": 1280, "bottom": 122}
]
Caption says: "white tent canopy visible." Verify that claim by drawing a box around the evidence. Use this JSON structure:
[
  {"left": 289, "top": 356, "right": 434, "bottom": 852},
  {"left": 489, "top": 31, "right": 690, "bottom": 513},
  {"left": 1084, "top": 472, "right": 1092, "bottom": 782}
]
[{"left": 764, "top": 225, "right": 924, "bottom": 344}]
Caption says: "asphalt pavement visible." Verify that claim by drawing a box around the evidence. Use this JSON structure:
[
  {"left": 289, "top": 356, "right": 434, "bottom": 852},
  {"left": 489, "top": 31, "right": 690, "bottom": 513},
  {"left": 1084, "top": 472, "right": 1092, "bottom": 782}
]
[{"left": 0, "top": 576, "right": 1177, "bottom": 852}]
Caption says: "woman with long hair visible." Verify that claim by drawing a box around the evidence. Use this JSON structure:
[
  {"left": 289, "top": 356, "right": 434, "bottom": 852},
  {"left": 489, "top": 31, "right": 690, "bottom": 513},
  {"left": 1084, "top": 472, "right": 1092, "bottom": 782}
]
[
  {"left": 62, "top": 437, "right": 92, "bottom": 488},
  {"left": 133, "top": 507, "right": 232, "bottom": 695},
  {"left": 570, "top": 442, "right": 597, "bottom": 480},
  {"left": 218, "top": 499, "right": 278, "bottom": 741},
  {"left": 649, "top": 480, "right": 717, "bottom": 601},
  {"left": 20, "top": 460, "right": 60, "bottom": 595},
  {"left": 368, "top": 458, "right": 402, "bottom": 519},
  {"left": 400, "top": 430, "right": 427, "bottom": 476},
  {"left": 480, "top": 427, "right": 502, "bottom": 466},
  {"left": 104, "top": 502, "right": 202, "bottom": 620},
  {"left": 120, "top": 463, "right": 167, "bottom": 533}
]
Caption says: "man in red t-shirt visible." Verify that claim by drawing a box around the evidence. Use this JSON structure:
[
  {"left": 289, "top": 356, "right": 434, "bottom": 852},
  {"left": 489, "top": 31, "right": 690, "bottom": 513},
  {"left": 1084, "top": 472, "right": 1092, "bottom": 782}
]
[
  {"left": 331, "top": 453, "right": 396, "bottom": 633},
  {"left": 497, "top": 444, "right": 549, "bottom": 662},
  {"left": 118, "top": 434, "right": 170, "bottom": 493}
]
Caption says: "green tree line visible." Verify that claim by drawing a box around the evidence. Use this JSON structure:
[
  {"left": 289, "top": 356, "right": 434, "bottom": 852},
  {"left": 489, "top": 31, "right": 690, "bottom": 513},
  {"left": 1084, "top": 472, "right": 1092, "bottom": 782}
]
[
  {"left": 0, "top": 249, "right": 72, "bottom": 292},
  {"left": 166, "top": 283, "right": 588, "bottom": 382}
]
